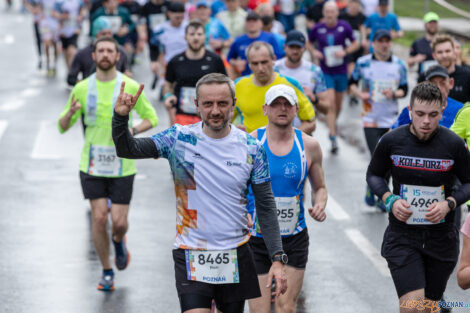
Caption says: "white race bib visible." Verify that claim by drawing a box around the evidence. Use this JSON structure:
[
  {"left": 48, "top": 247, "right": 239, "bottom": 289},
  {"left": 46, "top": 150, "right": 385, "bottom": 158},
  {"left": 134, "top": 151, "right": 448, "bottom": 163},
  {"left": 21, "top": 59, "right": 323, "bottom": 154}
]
[
  {"left": 179, "top": 87, "right": 198, "bottom": 114},
  {"left": 185, "top": 249, "right": 239, "bottom": 284},
  {"left": 400, "top": 184, "right": 445, "bottom": 225},
  {"left": 275, "top": 196, "right": 300, "bottom": 235},
  {"left": 149, "top": 13, "right": 165, "bottom": 29},
  {"left": 372, "top": 79, "right": 397, "bottom": 103},
  {"left": 88, "top": 145, "right": 122, "bottom": 176},
  {"left": 324, "top": 45, "right": 344, "bottom": 67},
  {"left": 102, "top": 16, "right": 122, "bottom": 34}
]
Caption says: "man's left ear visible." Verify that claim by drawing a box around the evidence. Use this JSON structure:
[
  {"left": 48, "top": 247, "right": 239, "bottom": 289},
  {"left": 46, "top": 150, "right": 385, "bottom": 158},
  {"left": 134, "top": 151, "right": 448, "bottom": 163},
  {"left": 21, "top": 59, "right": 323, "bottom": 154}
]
[
  {"left": 116, "top": 52, "right": 120, "bottom": 62},
  {"left": 262, "top": 104, "right": 268, "bottom": 116}
]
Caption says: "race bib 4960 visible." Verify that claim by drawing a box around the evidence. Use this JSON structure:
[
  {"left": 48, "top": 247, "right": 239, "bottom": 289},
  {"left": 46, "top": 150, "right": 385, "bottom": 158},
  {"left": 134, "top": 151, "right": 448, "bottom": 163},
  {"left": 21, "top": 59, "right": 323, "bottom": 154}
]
[
  {"left": 185, "top": 249, "right": 239, "bottom": 284},
  {"left": 400, "top": 184, "right": 445, "bottom": 225}
]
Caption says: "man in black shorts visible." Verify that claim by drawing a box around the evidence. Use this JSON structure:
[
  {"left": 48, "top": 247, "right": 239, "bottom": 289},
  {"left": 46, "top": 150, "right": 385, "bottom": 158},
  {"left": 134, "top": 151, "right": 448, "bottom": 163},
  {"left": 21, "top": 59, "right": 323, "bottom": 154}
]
[
  {"left": 163, "top": 21, "right": 226, "bottom": 125},
  {"left": 367, "top": 82, "right": 470, "bottom": 310}
]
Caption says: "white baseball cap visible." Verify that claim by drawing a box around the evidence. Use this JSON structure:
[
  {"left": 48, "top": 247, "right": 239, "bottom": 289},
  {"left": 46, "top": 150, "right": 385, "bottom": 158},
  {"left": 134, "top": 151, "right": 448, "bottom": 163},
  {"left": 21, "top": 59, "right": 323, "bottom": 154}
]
[{"left": 265, "top": 84, "right": 298, "bottom": 106}]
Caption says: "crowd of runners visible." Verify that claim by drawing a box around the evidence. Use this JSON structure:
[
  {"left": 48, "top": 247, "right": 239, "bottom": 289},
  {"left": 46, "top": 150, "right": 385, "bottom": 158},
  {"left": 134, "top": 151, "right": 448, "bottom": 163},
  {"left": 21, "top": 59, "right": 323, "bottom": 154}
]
[{"left": 9, "top": 0, "right": 470, "bottom": 311}]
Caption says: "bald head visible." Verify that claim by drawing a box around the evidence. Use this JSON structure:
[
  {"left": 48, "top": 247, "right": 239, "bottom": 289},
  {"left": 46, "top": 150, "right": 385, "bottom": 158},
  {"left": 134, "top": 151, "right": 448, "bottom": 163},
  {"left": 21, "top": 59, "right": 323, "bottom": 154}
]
[{"left": 323, "top": 1, "right": 339, "bottom": 24}]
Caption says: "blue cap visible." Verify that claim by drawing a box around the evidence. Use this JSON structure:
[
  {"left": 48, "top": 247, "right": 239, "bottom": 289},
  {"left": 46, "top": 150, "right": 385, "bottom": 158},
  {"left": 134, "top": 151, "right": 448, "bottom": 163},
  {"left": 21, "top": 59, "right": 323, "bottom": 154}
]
[
  {"left": 92, "top": 16, "right": 112, "bottom": 38},
  {"left": 285, "top": 30, "right": 306, "bottom": 47},
  {"left": 373, "top": 29, "right": 391, "bottom": 41},
  {"left": 196, "top": 0, "right": 209, "bottom": 8}
]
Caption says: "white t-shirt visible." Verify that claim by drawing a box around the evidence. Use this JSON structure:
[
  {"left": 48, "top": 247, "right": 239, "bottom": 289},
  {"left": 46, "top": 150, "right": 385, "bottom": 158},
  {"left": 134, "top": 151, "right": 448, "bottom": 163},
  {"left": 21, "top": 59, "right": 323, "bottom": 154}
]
[
  {"left": 151, "top": 123, "right": 271, "bottom": 250},
  {"left": 153, "top": 21, "right": 188, "bottom": 64}
]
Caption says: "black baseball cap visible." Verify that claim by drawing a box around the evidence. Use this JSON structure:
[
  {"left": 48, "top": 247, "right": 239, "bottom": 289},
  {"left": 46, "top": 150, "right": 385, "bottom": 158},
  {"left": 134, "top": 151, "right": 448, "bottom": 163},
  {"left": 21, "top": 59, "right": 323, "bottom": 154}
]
[
  {"left": 169, "top": 1, "right": 185, "bottom": 12},
  {"left": 285, "top": 30, "right": 306, "bottom": 47},
  {"left": 425, "top": 65, "right": 449, "bottom": 81},
  {"left": 246, "top": 11, "right": 260, "bottom": 21},
  {"left": 373, "top": 29, "right": 391, "bottom": 41},
  {"left": 378, "top": 0, "right": 388, "bottom": 5}
]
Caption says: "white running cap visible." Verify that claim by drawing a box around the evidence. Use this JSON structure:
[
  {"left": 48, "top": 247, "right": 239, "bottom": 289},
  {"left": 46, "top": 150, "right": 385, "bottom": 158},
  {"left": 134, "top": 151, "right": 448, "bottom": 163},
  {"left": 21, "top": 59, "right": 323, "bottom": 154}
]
[{"left": 264, "top": 84, "right": 298, "bottom": 106}]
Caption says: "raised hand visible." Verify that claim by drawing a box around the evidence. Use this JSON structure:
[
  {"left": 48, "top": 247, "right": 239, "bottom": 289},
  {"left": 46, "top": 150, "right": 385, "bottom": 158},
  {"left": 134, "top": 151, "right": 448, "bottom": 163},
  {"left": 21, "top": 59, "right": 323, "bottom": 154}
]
[
  {"left": 114, "top": 82, "right": 144, "bottom": 116},
  {"left": 69, "top": 94, "right": 82, "bottom": 115}
]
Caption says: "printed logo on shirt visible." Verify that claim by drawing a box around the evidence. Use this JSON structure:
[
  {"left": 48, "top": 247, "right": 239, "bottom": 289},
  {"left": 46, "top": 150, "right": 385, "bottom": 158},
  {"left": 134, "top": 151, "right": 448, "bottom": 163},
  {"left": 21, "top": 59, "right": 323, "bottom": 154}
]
[
  {"left": 226, "top": 161, "right": 242, "bottom": 167},
  {"left": 318, "top": 28, "right": 327, "bottom": 34},
  {"left": 193, "top": 152, "right": 204, "bottom": 159},
  {"left": 283, "top": 162, "right": 298, "bottom": 178},
  {"left": 201, "top": 65, "right": 210, "bottom": 70},
  {"left": 338, "top": 26, "right": 344, "bottom": 32},
  {"left": 390, "top": 155, "right": 454, "bottom": 172}
]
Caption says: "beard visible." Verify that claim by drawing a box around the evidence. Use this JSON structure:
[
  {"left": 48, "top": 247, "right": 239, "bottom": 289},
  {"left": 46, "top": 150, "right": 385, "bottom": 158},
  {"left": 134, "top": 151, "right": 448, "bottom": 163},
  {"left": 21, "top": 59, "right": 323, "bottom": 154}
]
[
  {"left": 287, "top": 54, "right": 302, "bottom": 64},
  {"left": 188, "top": 41, "right": 204, "bottom": 53},
  {"left": 204, "top": 113, "right": 230, "bottom": 131},
  {"left": 97, "top": 58, "right": 116, "bottom": 71}
]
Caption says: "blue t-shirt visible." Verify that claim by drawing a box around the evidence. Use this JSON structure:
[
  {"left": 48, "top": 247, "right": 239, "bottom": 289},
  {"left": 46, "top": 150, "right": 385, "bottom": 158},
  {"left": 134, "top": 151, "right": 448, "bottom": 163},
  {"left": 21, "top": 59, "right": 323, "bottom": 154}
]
[
  {"left": 227, "top": 31, "right": 285, "bottom": 76},
  {"left": 392, "top": 97, "right": 463, "bottom": 129},
  {"left": 211, "top": 0, "right": 226, "bottom": 17},
  {"left": 365, "top": 12, "right": 401, "bottom": 42},
  {"left": 204, "top": 17, "right": 230, "bottom": 46}
]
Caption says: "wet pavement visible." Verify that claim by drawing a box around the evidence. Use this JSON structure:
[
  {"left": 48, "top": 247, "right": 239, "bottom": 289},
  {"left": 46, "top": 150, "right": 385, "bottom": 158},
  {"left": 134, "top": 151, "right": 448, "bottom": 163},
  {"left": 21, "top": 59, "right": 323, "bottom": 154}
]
[{"left": 0, "top": 4, "right": 469, "bottom": 313}]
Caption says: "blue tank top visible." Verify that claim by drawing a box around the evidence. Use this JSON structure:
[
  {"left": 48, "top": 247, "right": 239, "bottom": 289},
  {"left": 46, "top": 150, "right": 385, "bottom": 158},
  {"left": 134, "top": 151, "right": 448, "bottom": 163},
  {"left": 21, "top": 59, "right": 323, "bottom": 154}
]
[{"left": 247, "top": 127, "right": 308, "bottom": 238}]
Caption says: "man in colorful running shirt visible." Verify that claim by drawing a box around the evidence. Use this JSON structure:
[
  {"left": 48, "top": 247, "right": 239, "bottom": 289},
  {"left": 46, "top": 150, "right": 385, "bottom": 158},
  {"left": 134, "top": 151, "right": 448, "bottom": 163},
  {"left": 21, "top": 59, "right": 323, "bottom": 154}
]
[
  {"left": 308, "top": 1, "right": 359, "bottom": 153},
  {"left": 366, "top": 82, "right": 470, "bottom": 311},
  {"left": 246, "top": 84, "right": 327, "bottom": 313},
  {"left": 112, "top": 73, "right": 287, "bottom": 313},
  {"left": 58, "top": 37, "right": 158, "bottom": 291},
  {"left": 233, "top": 41, "right": 315, "bottom": 134},
  {"left": 349, "top": 29, "right": 407, "bottom": 209}
]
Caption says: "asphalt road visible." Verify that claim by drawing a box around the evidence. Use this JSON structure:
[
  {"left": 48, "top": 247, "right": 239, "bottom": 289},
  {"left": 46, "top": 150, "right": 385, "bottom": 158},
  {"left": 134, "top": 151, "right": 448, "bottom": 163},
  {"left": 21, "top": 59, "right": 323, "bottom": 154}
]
[{"left": 0, "top": 4, "right": 468, "bottom": 313}]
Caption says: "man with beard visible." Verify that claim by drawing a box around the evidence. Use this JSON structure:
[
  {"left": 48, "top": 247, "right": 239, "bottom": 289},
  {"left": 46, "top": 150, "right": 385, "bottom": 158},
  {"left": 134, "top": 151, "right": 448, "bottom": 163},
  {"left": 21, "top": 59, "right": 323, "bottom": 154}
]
[
  {"left": 163, "top": 21, "right": 226, "bottom": 126},
  {"left": 349, "top": 29, "right": 407, "bottom": 210},
  {"left": 58, "top": 36, "right": 158, "bottom": 291},
  {"left": 246, "top": 84, "right": 327, "bottom": 313},
  {"left": 408, "top": 12, "right": 440, "bottom": 78},
  {"left": 112, "top": 73, "right": 287, "bottom": 313},
  {"left": 274, "top": 30, "right": 329, "bottom": 128}
]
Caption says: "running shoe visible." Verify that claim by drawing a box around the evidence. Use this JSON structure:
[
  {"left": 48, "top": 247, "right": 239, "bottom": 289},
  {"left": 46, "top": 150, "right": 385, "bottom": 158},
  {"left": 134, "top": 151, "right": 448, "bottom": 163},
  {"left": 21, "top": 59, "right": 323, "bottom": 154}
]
[
  {"left": 113, "top": 236, "right": 130, "bottom": 270},
  {"left": 97, "top": 271, "right": 115, "bottom": 291},
  {"left": 364, "top": 186, "right": 375, "bottom": 206},
  {"left": 330, "top": 135, "right": 338, "bottom": 154}
]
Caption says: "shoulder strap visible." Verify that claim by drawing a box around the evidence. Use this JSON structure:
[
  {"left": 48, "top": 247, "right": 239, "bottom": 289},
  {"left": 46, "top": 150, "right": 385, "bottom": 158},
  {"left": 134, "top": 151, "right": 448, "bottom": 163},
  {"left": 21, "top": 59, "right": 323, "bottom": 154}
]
[{"left": 293, "top": 129, "right": 307, "bottom": 190}]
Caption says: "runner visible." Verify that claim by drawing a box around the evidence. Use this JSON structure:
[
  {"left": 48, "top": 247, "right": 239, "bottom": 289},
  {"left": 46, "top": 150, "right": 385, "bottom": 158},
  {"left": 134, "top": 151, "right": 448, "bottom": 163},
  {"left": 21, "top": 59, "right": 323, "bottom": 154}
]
[
  {"left": 349, "top": 29, "right": 407, "bottom": 209},
  {"left": 58, "top": 36, "right": 158, "bottom": 291},
  {"left": 194, "top": 0, "right": 231, "bottom": 54},
  {"left": 52, "top": 0, "right": 86, "bottom": 68},
  {"left": 215, "top": 0, "right": 247, "bottom": 39},
  {"left": 364, "top": 0, "right": 403, "bottom": 48},
  {"left": 458, "top": 214, "right": 470, "bottom": 290},
  {"left": 25, "top": 0, "right": 43, "bottom": 69},
  {"left": 274, "top": 30, "right": 329, "bottom": 121},
  {"left": 233, "top": 41, "right": 315, "bottom": 134},
  {"left": 227, "top": 12, "right": 283, "bottom": 78},
  {"left": 112, "top": 72, "right": 288, "bottom": 313},
  {"left": 247, "top": 84, "right": 327, "bottom": 313},
  {"left": 38, "top": 0, "right": 60, "bottom": 76},
  {"left": 366, "top": 82, "right": 470, "bottom": 310},
  {"left": 67, "top": 17, "right": 130, "bottom": 87},
  {"left": 163, "top": 21, "right": 226, "bottom": 125},
  {"left": 308, "top": 1, "right": 359, "bottom": 153},
  {"left": 408, "top": 12, "right": 439, "bottom": 78}
]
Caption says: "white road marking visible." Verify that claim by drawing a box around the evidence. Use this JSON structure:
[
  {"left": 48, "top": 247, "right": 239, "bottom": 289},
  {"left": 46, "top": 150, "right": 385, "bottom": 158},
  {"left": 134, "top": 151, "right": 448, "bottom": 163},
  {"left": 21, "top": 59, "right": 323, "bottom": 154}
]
[
  {"left": 0, "top": 34, "right": 14, "bottom": 44},
  {"left": 0, "top": 120, "right": 8, "bottom": 142},
  {"left": 21, "top": 88, "right": 41, "bottom": 98},
  {"left": 344, "top": 228, "right": 391, "bottom": 277},
  {"left": 327, "top": 194, "right": 351, "bottom": 220},
  {"left": 0, "top": 99, "right": 25, "bottom": 111},
  {"left": 31, "top": 121, "right": 62, "bottom": 159}
]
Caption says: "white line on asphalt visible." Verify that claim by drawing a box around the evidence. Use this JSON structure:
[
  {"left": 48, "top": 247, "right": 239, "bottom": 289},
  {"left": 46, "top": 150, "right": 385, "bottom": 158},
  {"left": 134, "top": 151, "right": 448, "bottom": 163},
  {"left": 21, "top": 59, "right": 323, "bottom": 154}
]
[
  {"left": 0, "top": 98, "right": 25, "bottom": 111},
  {"left": 344, "top": 228, "right": 390, "bottom": 277},
  {"left": 21, "top": 88, "right": 41, "bottom": 98},
  {"left": 31, "top": 120, "right": 62, "bottom": 159},
  {"left": 327, "top": 194, "right": 351, "bottom": 220},
  {"left": 0, "top": 34, "right": 14, "bottom": 44},
  {"left": 0, "top": 120, "right": 8, "bottom": 142}
]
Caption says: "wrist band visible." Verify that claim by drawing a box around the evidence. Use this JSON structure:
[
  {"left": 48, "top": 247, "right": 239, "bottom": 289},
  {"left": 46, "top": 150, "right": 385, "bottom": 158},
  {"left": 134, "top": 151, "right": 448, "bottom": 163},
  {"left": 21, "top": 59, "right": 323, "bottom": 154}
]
[
  {"left": 132, "top": 127, "right": 138, "bottom": 136},
  {"left": 163, "top": 92, "right": 174, "bottom": 101},
  {"left": 385, "top": 194, "right": 401, "bottom": 213}
]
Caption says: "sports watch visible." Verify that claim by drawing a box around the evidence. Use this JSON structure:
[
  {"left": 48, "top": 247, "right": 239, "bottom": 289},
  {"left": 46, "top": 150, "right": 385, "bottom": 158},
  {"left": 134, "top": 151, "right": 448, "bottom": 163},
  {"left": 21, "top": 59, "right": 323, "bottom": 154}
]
[
  {"left": 446, "top": 198, "right": 456, "bottom": 211},
  {"left": 272, "top": 253, "right": 288, "bottom": 264}
]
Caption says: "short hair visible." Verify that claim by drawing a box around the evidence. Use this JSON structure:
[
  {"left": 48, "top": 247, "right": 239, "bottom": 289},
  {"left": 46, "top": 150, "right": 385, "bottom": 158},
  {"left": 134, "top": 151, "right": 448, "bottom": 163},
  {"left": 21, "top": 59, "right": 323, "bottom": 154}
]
[
  {"left": 410, "top": 82, "right": 444, "bottom": 109},
  {"left": 93, "top": 36, "right": 119, "bottom": 52},
  {"left": 246, "top": 41, "right": 275, "bottom": 62},
  {"left": 185, "top": 21, "right": 204, "bottom": 34},
  {"left": 349, "top": 0, "right": 361, "bottom": 4},
  {"left": 195, "top": 73, "right": 236, "bottom": 101},
  {"left": 431, "top": 34, "right": 455, "bottom": 52}
]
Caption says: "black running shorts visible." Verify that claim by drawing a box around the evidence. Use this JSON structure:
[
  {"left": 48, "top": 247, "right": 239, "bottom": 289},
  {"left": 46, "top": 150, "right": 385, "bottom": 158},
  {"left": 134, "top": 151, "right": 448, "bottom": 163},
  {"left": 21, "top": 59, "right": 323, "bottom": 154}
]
[
  {"left": 172, "top": 243, "right": 261, "bottom": 307},
  {"left": 381, "top": 224, "right": 459, "bottom": 300},
  {"left": 249, "top": 228, "right": 309, "bottom": 275},
  {"left": 79, "top": 171, "right": 134, "bottom": 204},
  {"left": 60, "top": 34, "right": 78, "bottom": 49}
]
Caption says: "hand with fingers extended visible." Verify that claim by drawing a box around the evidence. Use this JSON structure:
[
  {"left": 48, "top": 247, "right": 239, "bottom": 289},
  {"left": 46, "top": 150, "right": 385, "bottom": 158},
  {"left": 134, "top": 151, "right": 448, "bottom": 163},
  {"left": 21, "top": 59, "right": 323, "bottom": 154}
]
[
  {"left": 114, "top": 82, "right": 144, "bottom": 116},
  {"left": 266, "top": 261, "right": 287, "bottom": 298},
  {"left": 67, "top": 94, "right": 82, "bottom": 117}
]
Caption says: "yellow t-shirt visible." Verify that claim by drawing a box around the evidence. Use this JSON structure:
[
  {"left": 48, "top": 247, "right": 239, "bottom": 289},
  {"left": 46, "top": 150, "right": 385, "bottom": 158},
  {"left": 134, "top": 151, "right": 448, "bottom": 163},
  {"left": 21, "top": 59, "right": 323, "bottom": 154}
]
[{"left": 233, "top": 73, "right": 315, "bottom": 133}]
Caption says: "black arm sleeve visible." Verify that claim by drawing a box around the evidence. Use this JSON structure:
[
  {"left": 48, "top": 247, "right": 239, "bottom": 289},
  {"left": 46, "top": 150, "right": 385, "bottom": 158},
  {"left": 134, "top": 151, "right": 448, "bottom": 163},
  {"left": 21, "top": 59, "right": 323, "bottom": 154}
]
[
  {"left": 397, "top": 83, "right": 408, "bottom": 97},
  {"left": 252, "top": 181, "right": 283, "bottom": 259},
  {"left": 67, "top": 52, "right": 83, "bottom": 86},
  {"left": 112, "top": 113, "right": 159, "bottom": 159},
  {"left": 366, "top": 136, "right": 392, "bottom": 199},
  {"left": 451, "top": 141, "right": 470, "bottom": 205}
]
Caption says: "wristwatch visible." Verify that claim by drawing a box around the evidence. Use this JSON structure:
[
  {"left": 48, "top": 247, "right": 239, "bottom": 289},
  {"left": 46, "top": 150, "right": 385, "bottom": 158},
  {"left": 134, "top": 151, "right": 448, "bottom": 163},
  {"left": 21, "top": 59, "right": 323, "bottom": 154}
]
[
  {"left": 272, "top": 253, "right": 288, "bottom": 264},
  {"left": 446, "top": 198, "right": 456, "bottom": 211}
]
